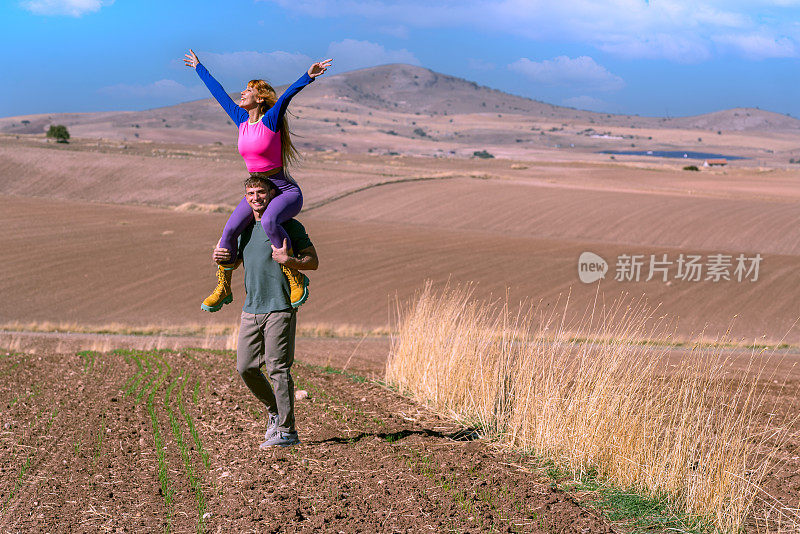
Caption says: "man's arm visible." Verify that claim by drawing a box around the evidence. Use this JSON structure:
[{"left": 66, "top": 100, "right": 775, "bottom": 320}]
[{"left": 271, "top": 239, "right": 318, "bottom": 270}]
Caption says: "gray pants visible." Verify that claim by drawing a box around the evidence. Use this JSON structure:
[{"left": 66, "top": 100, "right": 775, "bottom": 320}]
[{"left": 237, "top": 309, "right": 296, "bottom": 433}]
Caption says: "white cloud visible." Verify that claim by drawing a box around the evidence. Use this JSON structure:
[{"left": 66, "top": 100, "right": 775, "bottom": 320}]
[
  {"left": 199, "top": 50, "right": 314, "bottom": 85},
  {"left": 98, "top": 79, "right": 205, "bottom": 100},
  {"left": 325, "top": 39, "right": 420, "bottom": 72},
  {"left": 21, "top": 0, "right": 112, "bottom": 16},
  {"left": 261, "top": 0, "right": 800, "bottom": 61},
  {"left": 509, "top": 56, "right": 625, "bottom": 91}
]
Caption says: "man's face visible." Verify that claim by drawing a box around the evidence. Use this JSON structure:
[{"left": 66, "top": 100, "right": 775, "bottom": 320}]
[{"left": 246, "top": 185, "right": 272, "bottom": 215}]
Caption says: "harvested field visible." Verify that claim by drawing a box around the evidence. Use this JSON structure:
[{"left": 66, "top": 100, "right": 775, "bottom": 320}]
[
  {"left": 3, "top": 135, "right": 800, "bottom": 210},
  {"left": 308, "top": 177, "right": 800, "bottom": 255},
  {"left": 3, "top": 135, "right": 798, "bottom": 345},
  {"left": 2, "top": 191, "right": 798, "bottom": 344}
]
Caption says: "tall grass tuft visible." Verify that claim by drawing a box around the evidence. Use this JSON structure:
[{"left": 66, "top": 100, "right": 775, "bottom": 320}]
[{"left": 386, "top": 282, "right": 792, "bottom": 531}]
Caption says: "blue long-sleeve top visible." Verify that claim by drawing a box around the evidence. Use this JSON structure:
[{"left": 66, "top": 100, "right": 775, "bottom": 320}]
[
  {"left": 195, "top": 63, "right": 314, "bottom": 173},
  {"left": 195, "top": 63, "right": 314, "bottom": 131}
]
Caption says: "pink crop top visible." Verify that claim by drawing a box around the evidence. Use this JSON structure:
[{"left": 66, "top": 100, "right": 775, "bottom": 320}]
[{"left": 238, "top": 120, "right": 282, "bottom": 173}]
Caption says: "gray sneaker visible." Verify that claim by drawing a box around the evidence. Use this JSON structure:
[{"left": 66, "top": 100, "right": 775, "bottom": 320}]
[
  {"left": 264, "top": 413, "right": 279, "bottom": 441},
  {"left": 260, "top": 431, "right": 300, "bottom": 448}
]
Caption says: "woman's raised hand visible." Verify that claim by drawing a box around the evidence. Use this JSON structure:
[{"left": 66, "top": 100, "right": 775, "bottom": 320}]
[
  {"left": 184, "top": 49, "right": 200, "bottom": 68},
  {"left": 308, "top": 59, "right": 333, "bottom": 78}
]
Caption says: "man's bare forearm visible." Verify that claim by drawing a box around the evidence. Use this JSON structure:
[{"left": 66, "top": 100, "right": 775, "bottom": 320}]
[{"left": 283, "top": 246, "right": 318, "bottom": 271}]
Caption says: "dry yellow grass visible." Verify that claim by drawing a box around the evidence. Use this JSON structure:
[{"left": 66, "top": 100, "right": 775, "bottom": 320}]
[{"left": 386, "top": 282, "right": 796, "bottom": 530}]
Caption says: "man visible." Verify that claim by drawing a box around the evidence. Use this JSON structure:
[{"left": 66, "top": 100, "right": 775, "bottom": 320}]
[{"left": 213, "top": 174, "right": 318, "bottom": 448}]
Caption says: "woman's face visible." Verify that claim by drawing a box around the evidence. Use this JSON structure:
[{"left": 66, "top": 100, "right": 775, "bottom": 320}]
[{"left": 239, "top": 86, "right": 261, "bottom": 110}]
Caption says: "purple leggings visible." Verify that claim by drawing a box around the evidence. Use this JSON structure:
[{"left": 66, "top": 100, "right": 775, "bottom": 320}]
[{"left": 219, "top": 174, "right": 303, "bottom": 260}]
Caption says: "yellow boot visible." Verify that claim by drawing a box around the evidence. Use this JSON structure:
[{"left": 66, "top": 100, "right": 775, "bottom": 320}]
[
  {"left": 281, "top": 250, "right": 310, "bottom": 308},
  {"left": 201, "top": 262, "right": 239, "bottom": 312}
]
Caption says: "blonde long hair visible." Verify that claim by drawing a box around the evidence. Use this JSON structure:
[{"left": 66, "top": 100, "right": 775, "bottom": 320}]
[{"left": 248, "top": 79, "right": 300, "bottom": 169}]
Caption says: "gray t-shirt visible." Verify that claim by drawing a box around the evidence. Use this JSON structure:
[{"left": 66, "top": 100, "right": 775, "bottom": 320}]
[{"left": 238, "top": 219, "right": 313, "bottom": 314}]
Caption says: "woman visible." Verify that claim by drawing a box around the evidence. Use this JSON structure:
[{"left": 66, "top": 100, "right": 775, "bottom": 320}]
[{"left": 183, "top": 49, "right": 331, "bottom": 312}]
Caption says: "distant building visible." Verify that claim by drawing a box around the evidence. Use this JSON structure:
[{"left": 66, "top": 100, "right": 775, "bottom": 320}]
[{"left": 703, "top": 159, "right": 727, "bottom": 167}]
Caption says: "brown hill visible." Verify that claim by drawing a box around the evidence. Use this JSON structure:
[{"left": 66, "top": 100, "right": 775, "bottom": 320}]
[
  {"left": 664, "top": 107, "right": 800, "bottom": 132},
  {"left": 299, "top": 63, "right": 569, "bottom": 116}
]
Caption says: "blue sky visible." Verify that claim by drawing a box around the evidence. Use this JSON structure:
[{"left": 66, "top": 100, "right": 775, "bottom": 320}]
[{"left": 2, "top": 0, "right": 800, "bottom": 118}]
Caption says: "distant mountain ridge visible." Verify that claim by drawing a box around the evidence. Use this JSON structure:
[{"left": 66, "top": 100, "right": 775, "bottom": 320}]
[{"left": 2, "top": 63, "right": 798, "bottom": 137}]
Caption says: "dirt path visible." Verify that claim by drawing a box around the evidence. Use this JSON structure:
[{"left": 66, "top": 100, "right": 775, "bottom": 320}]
[{"left": 0, "top": 347, "right": 614, "bottom": 533}]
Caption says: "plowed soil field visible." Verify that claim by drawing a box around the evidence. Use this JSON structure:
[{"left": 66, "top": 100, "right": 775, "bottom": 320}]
[
  {"left": 0, "top": 346, "right": 617, "bottom": 533},
  {"left": 2, "top": 339, "right": 800, "bottom": 533}
]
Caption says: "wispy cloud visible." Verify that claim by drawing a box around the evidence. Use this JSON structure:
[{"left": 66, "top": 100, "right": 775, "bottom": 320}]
[
  {"left": 510, "top": 56, "right": 624, "bottom": 91},
  {"left": 713, "top": 33, "right": 797, "bottom": 59},
  {"left": 98, "top": 79, "right": 205, "bottom": 100},
  {"left": 198, "top": 50, "right": 314, "bottom": 84},
  {"left": 467, "top": 58, "right": 496, "bottom": 71},
  {"left": 326, "top": 39, "right": 419, "bottom": 72},
  {"left": 261, "top": 0, "right": 800, "bottom": 61},
  {"left": 597, "top": 34, "right": 712, "bottom": 62},
  {"left": 377, "top": 25, "right": 409, "bottom": 38},
  {"left": 21, "top": 0, "right": 113, "bottom": 17},
  {"left": 192, "top": 41, "right": 419, "bottom": 84}
]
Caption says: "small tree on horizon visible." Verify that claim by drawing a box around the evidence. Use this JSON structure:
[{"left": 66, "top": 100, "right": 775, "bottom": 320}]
[
  {"left": 46, "top": 124, "right": 70, "bottom": 143},
  {"left": 473, "top": 150, "right": 494, "bottom": 159}
]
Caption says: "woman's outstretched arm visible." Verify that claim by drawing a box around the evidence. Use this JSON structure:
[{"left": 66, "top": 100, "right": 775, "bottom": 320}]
[
  {"left": 263, "top": 58, "right": 332, "bottom": 131},
  {"left": 184, "top": 49, "right": 247, "bottom": 126}
]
